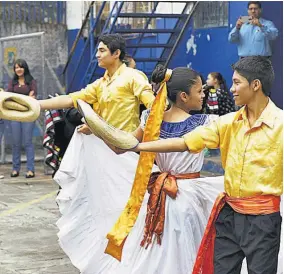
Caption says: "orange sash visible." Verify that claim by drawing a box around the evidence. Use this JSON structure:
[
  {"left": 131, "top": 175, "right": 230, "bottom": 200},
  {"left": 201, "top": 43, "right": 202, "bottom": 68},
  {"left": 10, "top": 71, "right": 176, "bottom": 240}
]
[
  {"left": 141, "top": 172, "right": 200, "bottom": 248},
  {"left": 192, "top": 193, "right": 281, "bottom": 274}
]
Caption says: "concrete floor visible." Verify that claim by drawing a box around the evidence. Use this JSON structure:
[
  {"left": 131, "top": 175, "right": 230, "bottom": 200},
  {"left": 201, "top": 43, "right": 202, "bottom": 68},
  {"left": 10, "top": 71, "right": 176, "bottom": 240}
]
[
  {"left": 0, "top": 161, "right": 221, "bottom": 274},
  {"left": 0, "top": 162, "right": 79, "bottom": 274}
]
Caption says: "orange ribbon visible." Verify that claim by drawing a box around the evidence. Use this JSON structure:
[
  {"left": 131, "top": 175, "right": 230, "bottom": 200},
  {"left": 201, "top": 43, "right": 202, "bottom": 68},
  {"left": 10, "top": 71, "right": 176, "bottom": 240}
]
[
  {"left": 192, "top": 193, "right": 281, "bottom": 274},
  {"left": 141, "top": 172, "right": 200, "bottom": 249},
  {"left": 104, "top": 70, "right": 173, "bottom": 261}
]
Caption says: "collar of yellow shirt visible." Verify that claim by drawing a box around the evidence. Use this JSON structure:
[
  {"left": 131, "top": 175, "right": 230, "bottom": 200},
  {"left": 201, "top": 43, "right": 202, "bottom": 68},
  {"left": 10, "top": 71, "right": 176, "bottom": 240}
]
[
  {"left": 235, "top": 99, "right": 276, "bottom": 129},
  {"left": 103, "top": 63, "right": 127, "bottom": 85}
]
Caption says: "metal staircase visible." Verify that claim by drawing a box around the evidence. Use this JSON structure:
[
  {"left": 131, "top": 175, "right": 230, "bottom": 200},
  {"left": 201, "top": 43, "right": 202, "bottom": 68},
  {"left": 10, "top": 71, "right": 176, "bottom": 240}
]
[{"left": 64, "top": 1, "right": 199, "bottom": 93}]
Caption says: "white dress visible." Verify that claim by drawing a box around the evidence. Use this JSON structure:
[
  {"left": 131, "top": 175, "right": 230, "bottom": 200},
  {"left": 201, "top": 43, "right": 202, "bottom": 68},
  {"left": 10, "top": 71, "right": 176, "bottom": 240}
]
[{"left": 54, "top": 112, "right": 282, "bottom": 274}]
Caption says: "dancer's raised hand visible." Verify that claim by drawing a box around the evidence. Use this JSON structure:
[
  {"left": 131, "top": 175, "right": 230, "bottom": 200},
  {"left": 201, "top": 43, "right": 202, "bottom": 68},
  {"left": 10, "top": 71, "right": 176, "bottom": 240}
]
[{"left": 77, "top": 124, "right": 92, "bottom": 135}]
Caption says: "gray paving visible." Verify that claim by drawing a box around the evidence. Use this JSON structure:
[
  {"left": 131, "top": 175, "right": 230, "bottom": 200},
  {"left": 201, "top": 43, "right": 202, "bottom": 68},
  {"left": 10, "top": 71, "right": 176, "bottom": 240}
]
[
  {"left": 0, "top": 163, "right": 79, "bottom": 274},
  {"left": 0, "top": 161, "right": 221, "bottom": 274}
]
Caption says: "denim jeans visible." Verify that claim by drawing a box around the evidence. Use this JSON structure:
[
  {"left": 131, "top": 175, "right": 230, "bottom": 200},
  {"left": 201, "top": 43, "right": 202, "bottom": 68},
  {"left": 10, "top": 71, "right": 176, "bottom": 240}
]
[
  {"left": 0, "top": 120, "right": 3, "bottom": 177},
  {"left": 0, "top": 119, "right": 4, "bottom": 142},
  {"left": 10, "top": 121, "right": 35, "bottom": 172}
]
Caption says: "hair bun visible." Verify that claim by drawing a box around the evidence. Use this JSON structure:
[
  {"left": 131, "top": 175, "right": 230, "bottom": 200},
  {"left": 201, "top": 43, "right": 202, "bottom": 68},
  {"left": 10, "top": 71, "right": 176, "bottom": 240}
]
[{"left": 151, "top": 64, "right": 167, "bottom": 84}]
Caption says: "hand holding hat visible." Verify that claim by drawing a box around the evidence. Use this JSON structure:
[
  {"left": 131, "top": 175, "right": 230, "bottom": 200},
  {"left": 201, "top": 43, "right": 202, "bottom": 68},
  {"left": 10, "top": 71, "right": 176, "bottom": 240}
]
[{"left": 0, "top": 90, "right": 40, "bottom": 122}]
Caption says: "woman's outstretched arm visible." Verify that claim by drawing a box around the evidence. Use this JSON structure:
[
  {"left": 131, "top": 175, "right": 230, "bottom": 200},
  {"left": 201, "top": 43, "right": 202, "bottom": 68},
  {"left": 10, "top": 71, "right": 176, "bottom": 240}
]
[{"left": 134, "top": 138, "right": 187, "bottom": 153}]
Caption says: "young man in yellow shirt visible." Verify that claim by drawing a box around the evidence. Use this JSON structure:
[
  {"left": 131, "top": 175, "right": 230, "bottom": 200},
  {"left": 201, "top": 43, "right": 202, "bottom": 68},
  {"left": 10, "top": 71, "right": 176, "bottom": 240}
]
[
  {"left": 39, "top": 34, "right": 155, "bottom": 133},
  {"left": 130, "top": 56, "right": 282, "bottom": 274}
]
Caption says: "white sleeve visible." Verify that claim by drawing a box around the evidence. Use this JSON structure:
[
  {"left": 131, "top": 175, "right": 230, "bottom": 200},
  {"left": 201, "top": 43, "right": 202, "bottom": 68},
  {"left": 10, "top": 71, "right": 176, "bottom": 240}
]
[
  {"left": 140, "top": 109, "right": 150, "bottom": 130},
  {"left": 204, "top": 114, "right": 219, "bottom": 126}
]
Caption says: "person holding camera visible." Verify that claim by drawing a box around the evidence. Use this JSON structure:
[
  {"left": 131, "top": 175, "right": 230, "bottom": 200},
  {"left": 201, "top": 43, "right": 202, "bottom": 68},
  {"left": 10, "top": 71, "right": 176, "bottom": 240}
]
[{"left": 228, "top": 1, "right": 278, "bottom": 58}]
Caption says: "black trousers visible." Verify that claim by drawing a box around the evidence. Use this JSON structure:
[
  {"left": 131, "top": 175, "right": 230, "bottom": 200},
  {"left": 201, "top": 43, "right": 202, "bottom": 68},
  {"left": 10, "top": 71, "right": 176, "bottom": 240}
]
[{"left": 214, "top": 204, "right": 282, "bottom": 274}]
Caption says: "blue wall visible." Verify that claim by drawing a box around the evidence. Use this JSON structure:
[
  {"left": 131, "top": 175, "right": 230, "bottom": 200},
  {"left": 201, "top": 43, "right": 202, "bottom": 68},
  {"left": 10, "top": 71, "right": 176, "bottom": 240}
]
[
  {"left": 262, "top": 1, "right": 283, "bottom": 107},
  {"left": 169, "top": 1, "right": 283, "bottom": 108},
  {"left": 67, "top": 2, "right": 282, "bottom": 107},
  {"left": 66, "top": 29, "right": 90, "bottom": 93}
]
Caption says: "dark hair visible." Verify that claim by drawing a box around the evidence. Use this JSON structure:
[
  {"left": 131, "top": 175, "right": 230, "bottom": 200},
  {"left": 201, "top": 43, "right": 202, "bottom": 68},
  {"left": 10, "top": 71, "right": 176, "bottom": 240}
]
[
  {"left": 12, "top": 59, "right": 34, "bottom": 86},
  {"left": 123, "top": 54, "right": 134, "bottom": 67},
  {"left": 248, "top": 1, "right": 261, "bottom": 8},
  {"left": 98, "top": 34, "right": 126, "bottom": 61},
  {"left": 151, "top": 64, "right": 200, "bottom": 103},
  {"left": 200, "top": 74, "right": 206, "bottom": 85},
  {"left": 232, "top": 56, "right": 274, "bottom": 96},
  {"left": 209, "top": 72, "right": 229, "bottom": 93}
]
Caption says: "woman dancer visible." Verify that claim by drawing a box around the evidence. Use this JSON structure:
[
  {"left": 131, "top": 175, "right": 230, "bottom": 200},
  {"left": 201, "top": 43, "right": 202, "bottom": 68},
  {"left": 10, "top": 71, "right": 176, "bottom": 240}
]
[{"left": 54, "top": 65, "right": 227, "bottom": 273}]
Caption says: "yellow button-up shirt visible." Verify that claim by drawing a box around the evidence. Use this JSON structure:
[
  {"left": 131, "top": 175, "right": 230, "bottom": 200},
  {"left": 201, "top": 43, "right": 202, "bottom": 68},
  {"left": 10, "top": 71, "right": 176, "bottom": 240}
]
[
  {"left": 69, "top": 64, "right": 155, "bottom": 132},
  {"left": 183, "top": 99, "right": 283, "bottom": 197}
]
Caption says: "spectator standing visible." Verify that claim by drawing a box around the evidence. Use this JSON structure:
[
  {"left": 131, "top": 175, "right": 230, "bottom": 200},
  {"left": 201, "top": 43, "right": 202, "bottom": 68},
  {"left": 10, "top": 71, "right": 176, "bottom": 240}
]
[
  {"left": 0, "top": 117, "right": 4, "bottom": 179},
  {"left": 203, "top": 72, "right": 236, "bottom": 116},
  {"left": 7, "top": 59, "right": 37, "bottom": 178},
  {"left": 228, "top": 1, "right": 278, "bottom": 58},
  {"left": 123, "top": 54, "right": 136, "bottom": 69}
]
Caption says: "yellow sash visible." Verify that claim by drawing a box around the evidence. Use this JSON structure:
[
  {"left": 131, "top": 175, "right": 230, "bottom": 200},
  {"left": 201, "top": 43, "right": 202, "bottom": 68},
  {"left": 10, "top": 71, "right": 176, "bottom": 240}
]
[{"left": 104, "top": 70, "right": 172, "bottom": 261}]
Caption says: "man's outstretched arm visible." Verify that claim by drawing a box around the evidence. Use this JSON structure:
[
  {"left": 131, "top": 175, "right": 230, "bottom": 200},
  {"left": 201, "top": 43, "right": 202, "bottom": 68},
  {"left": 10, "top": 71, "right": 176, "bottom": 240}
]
[
  {"left": 133, "top": 117, "right": 222, "bottom": 154},
  {"left": 39, "top": 95, "right": 73, "bottom": 110}
]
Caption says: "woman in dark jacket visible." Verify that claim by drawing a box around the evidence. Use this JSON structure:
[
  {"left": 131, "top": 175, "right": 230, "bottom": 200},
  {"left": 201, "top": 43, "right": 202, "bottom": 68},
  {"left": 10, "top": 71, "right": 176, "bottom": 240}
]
[
  {"left": 203, "top": 72, "right": 236, "bottom": 116},
  {"left": 7, "top": 59, "right": 37, "bottom": 178}
]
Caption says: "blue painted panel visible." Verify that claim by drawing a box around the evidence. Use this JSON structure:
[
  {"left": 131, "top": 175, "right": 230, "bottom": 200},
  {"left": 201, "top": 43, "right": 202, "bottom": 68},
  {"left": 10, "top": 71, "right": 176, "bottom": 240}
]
[
  {"left": 262, "top": 1, "right": 283, "bottom": 108},
  {"left": 66, "top": 29, "right": 90, "bottom": 93},
  {"left": 169, "top": 1, "right": 282, "bottom": 108},
  {"left": 169, "top": 25, "right": 238, "bottom": 91},
  {"left": 67, "top": 2, "right": 282, "bottom": 108}
]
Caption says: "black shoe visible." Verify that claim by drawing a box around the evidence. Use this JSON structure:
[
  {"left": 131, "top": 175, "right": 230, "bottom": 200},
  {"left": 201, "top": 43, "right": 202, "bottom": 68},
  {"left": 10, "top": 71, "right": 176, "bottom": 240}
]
[
  {"left": 25, "top": 171, "right": 35, "bottom": 178},
  {"left": 11, "top": 171, "right": 19, "bottom": 177}
]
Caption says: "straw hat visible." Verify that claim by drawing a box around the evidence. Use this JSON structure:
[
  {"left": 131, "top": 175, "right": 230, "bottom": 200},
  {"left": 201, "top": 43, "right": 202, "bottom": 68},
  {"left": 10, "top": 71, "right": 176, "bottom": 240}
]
[
  {"left": 77, "top": 99, "right": 139, "bottom": 150},
  {"left": 0, "top": 90, "right": 40, "bottom": 122}
]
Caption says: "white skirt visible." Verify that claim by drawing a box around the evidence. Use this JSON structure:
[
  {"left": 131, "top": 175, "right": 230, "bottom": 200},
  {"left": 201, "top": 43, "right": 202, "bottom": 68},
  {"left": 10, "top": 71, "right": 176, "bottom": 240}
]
[{"left": 54, "top": 132, "right": 283, "bottom": 274}]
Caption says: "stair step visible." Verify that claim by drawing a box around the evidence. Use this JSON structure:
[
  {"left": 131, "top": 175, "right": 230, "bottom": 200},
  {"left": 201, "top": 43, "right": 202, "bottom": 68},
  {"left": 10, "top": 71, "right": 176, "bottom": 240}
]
[
  {"left": 118, "top": 13, "right": 187, "bottom": 18},
  {"left": 134, "top": 57, "right": 166, "bottom": 62},
  {"left": 115, "top": 29, "right": 178, "bottom": 33},
  {"left": 126, "top": 44, "right": 172, "bottom": 48}
]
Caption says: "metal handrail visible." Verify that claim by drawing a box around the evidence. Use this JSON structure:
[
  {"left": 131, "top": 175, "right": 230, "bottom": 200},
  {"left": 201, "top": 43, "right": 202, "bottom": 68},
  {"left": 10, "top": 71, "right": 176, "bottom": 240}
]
[
  {"left": 130, "top": 2, "right": 159, "bottom": 58},
  {"left": 81, "top": 1, "right": 125, "bottom": 86},
  {"left": 158, "top": 2, "right": 193, "bottom": 65},
  {"left": 62, "top": 1, "right": 95, "bottom": 75},
  {"left": 64, "top": 1, "right": 200, "bottom": 89},
  {"left": 66, "top": 1, "right": 106, "bottom": 92},
  {"left": 165, "top": 1, "right": 199, "bottom": 67}
]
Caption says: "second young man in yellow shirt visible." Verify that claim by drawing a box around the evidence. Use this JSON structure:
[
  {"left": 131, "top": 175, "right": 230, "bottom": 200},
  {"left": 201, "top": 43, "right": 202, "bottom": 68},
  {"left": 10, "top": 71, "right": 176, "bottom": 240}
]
[{"left": 39, "top": 34, "right": 155, "bottom": 132}]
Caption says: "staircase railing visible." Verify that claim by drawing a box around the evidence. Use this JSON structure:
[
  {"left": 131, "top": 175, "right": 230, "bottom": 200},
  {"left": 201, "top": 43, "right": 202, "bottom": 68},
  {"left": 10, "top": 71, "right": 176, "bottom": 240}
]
[
  {"left": 81, "top": 1, "right": 124, "bottom": 86},
  {"left": 165, "top": 1, "right": 199, "bottom": 67},
  {"left": 62, "top": 1, "right": 95, "bottom": 75},
  {"left": 64, "top": 1, "right": 199, "bottom": 92},
  {"left": 65, "top": 1, "right": 107, "bottom": 92}
]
